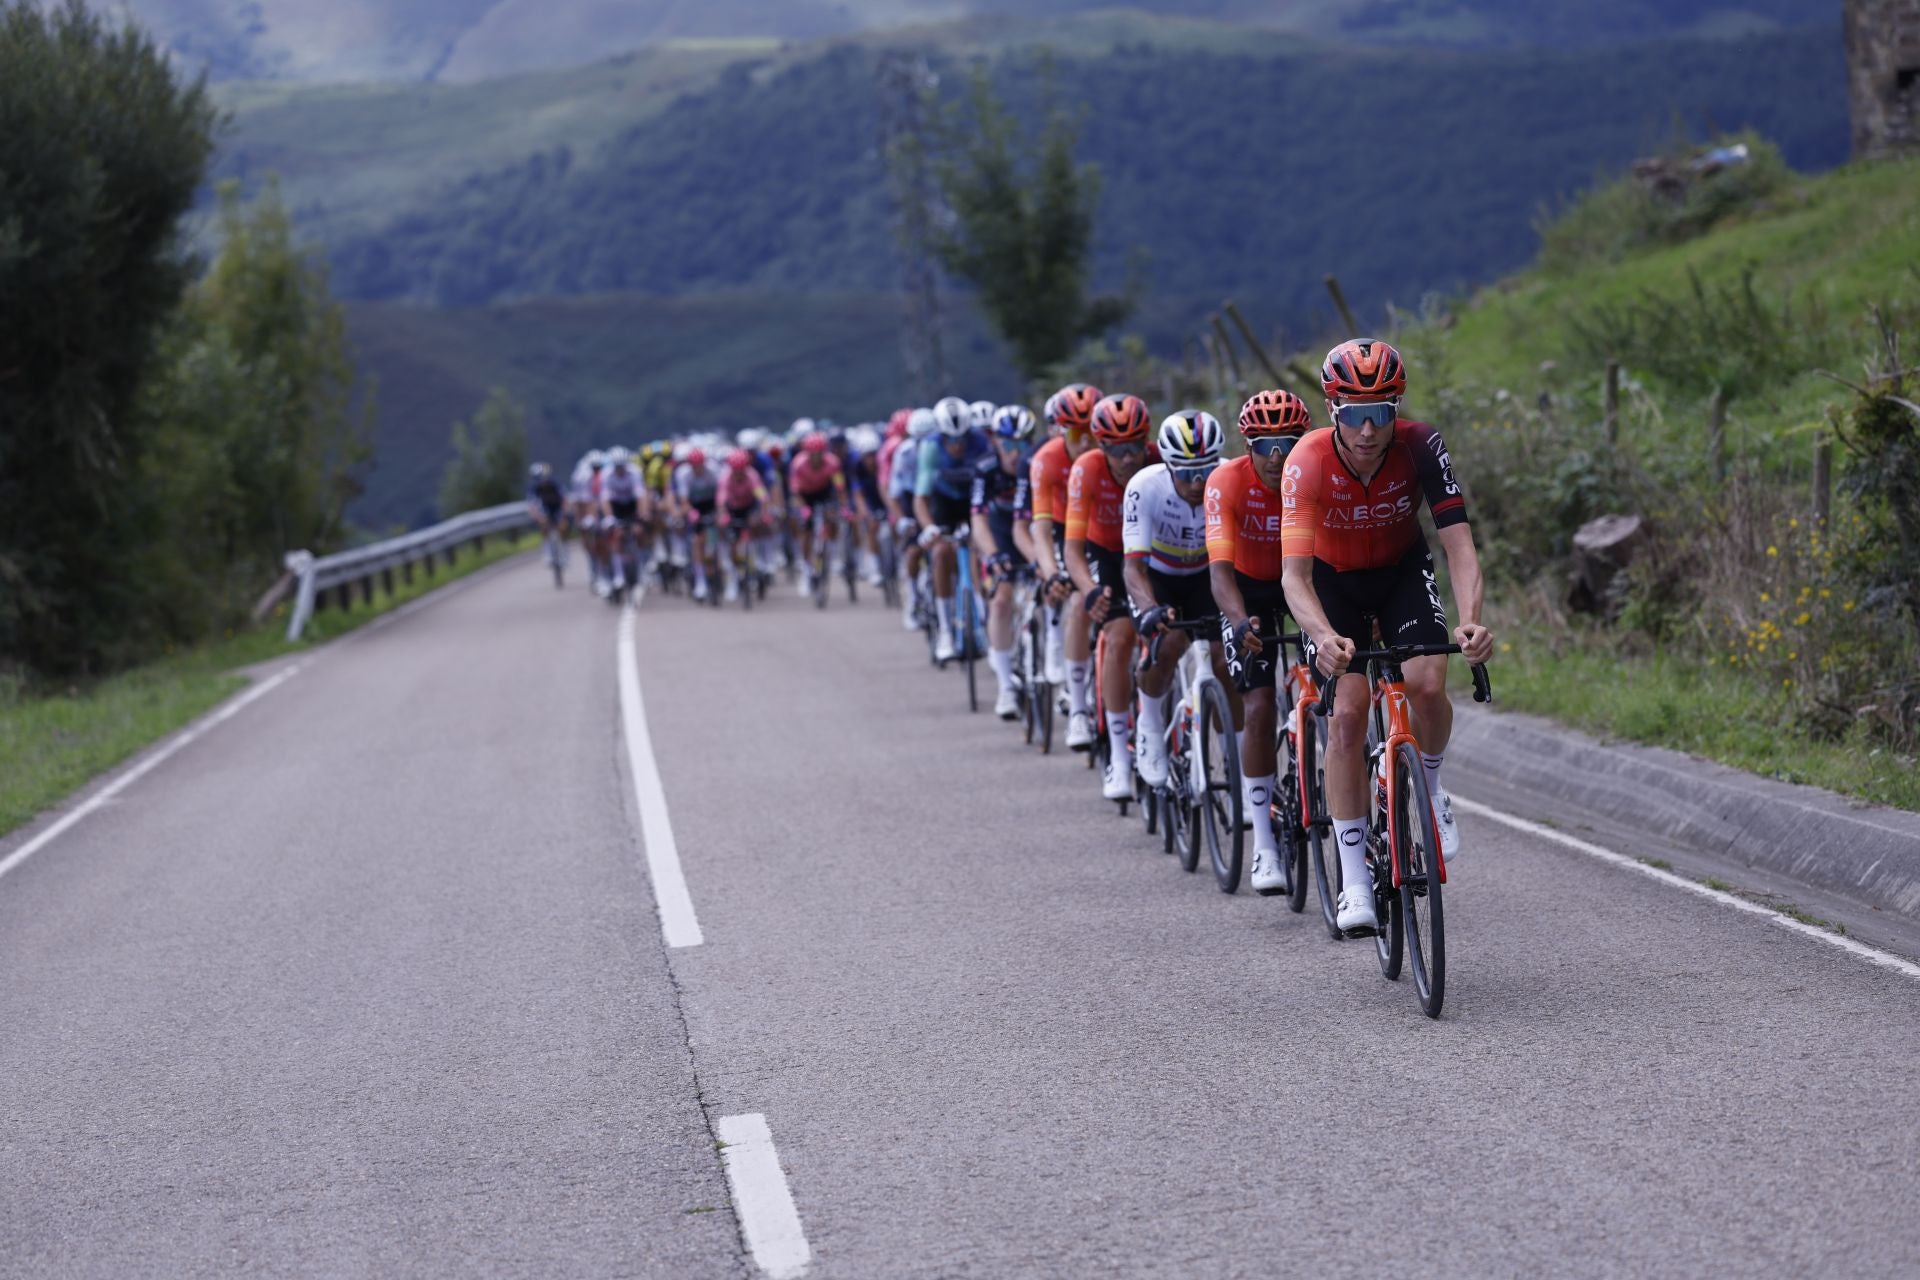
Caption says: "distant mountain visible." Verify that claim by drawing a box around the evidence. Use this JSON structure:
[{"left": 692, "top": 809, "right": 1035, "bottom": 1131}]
[
  {"left": 324, "top": 27, "right": 1850, "bottom": 337},
  {"left": 117, "top": 0, "right": 1835, "bottom": 82}
]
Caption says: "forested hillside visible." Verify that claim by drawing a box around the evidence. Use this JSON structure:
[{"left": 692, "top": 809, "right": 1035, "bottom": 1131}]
[
  {"left": 123, "top": 0, "right": 1835, "bottom": 82},
  {"left": 328, "top": 25, "right": 1850, "bottom": 344}
]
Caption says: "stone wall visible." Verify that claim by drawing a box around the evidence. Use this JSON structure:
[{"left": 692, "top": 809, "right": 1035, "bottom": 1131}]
[{"left": 1845, "top": 0, "right": 1920, "bottom": 157}]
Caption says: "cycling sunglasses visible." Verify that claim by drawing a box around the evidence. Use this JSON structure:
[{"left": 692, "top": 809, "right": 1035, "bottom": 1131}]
[
  {"left": 1169, "top": 463, "right": 1218, "bottom": 483},
  {"left": 1247, "top": 436, "right": 1298, "bottom": 459},
  {"left": 1331, "top": 400, "right": 1399, "bottom": 431},
  {"left": 1100, "top": 440, "right": 1147, "bottom": 461}
]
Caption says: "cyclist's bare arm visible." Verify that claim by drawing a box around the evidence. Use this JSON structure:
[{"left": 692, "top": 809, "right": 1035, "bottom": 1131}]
[
  {"left": 1281, "top": 554, "right": 1353, "bottom": 677},
  {"left": 1209, "top": 561, "right": 1249, "bottom": 631},
  {"left": 1031, "top": 517, "right": 1061, "bottom": 578},
  {"left": 1011, "top": 517, "right": 1037, "bottom": 563},
  {"left": 914, "top": 493, "right": 936, "bottom": 529},
  {"left": 1435, "top": 523, "right": 1494, "bottom": 662},
  {"left": 1064, "top": 538, "right": 1097, "bottom": 598},
  {"left": 1123, "top": 556, "right": 1159, "bottom": 618},
  {"left": 970, "top": 511, "right": 1000, "bottom": 559}
]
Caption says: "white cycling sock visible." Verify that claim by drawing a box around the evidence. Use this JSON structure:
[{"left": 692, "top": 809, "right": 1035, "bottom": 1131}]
[
  {"left": 988, "top": 646, "right": 1016, "bottom": 693},
  {"left": 1045, "top": 611, "right": 1066, "bottom": 664},
  {"left": 1137, "top": 690, "right": 1167, "bottom": 740},
  {"left": 1067, "top": 660, "right": 1092, "bottom": 715},
  {"left": 1105, "top": 710, "right": 1131, "bottom": 762},
  {"left": 1244, "top": 774, "right": 1278, "bottom": 851},
  {"left": 935, "top": 595, "right": 954, "bottom": 635},
  {"left": 1421, "top": 750, "right": 1446, "bottom": 797},
  {"left": 1335, "top": 817, "right": 1370, "bottom": 892}
]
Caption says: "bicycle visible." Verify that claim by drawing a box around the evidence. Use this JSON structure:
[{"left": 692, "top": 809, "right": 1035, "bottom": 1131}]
[
  {"left": 1018, "top": 576, "right": 1058, "bottom": 754},
  {"left": 1314, "top": 643, "right": 1491, "bottom": 1019},
  {"left": 875, "top": 520, "right": 902, "bottom": 609},
  {"left": 538, "top": 516, "right": 567, "bottom": 588},
  {"left": 945, "top": 525, "right": 982, "bottom": 714},
  {"left": 838, "top": 512, "right": 862, "bottom": 605},
  {"left": 804, "top": 502, "right": 836, "bottom": 610},
  {"left": 1139, "top": 619, "right": 1242, "bottom": 889},
  {"left": 725, "top": 521, "right": 760, "bottom": 611}
]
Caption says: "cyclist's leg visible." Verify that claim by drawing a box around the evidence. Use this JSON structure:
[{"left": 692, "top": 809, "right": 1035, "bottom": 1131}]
[{"left": 1304, "top": 559, "right": 1379, "bottom": 916}]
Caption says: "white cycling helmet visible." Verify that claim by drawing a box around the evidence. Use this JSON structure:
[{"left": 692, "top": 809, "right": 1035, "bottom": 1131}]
[
  {"left": 606, "top": 445, "right": 632, "bottom": 467},
  {"left": 907, "top": 407, "right": 938, "bottom": 440},
  {"left": 967, "top": 399, "right": 997, "bottom": 432},
  {"left": 933, "top": 396, "right": 971, "bottom": 437},
  {"left": 790, "top": 417, "right": 816, "bottom": 437},
  {"left": 584, "top": 449, "right": 607, "bottom": 470},
  {"left": 848, "top": 425, "right": 881, "bottom": 454},
  {"left": 1155, "top": 409, "right": 1224, "bottom": 468},
  {"left": 990, "top": 405, "right": 1037, "bottom": 443}
]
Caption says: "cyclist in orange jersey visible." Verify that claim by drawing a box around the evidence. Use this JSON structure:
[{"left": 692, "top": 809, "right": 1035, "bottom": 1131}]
[
  {"left": 1206, "top": 389, "right": 1314, "bottom": 895},
  {"left": 1280, "top": 339, "right": 1493, "bottom": 933},
  {"left": 1030, "top": 383, "right": 1101, "bottom": 748},
  {"left": 1065, "top": 393, "right": 1158, "bottom": 802}
]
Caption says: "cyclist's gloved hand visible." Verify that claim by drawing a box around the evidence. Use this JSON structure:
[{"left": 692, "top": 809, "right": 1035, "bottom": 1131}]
[
  {"left": 1137, "top": 604, "right": 1169, "bottom": 639},
  {"left": 895, "top": 516, "right": 918, "bottom": 541},
  {"left": 917, "top": 524, "right": 948, "bottom": 549},
  {"left": 1083, "top": 583, "right": 1111, "bottom": 620},
  {"left": 989, "top": 552, "right": 1017, "bottom": 581}
]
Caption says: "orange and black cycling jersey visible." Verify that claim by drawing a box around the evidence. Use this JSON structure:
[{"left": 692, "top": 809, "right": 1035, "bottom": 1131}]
[
  {"left": 1279, "top": 422, "right": 1467, "bottom": 573},
  {"left": 1028, "top": 436, "right": 1072, "bottom": 526},
  {"left": 1204, "top": 456, "right": 1287, "bottom": 582},
  {"left": 1065, "top": 445, "right": 1156, "bottom": 553}
]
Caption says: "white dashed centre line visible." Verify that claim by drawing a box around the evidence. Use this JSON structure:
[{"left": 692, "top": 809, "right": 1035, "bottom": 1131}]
[
  {"left": 616, "top": 605, "right": 704, "bottom": 947},
  {"left": 717, "top": 1113, "right": 812, "bottom": 1279}
]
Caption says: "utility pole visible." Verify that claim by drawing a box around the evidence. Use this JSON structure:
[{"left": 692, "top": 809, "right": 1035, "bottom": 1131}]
[{"left": 877, "top": 51, "right": 948, "bottom": 402}]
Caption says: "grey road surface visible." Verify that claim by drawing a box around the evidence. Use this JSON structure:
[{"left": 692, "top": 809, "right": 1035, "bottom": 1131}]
[{"left": 5, "top": 558, "right": 1919, "bottom": 1278}]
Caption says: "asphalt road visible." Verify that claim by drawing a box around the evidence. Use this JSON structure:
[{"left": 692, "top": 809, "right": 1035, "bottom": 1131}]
[{"left": 5, "top": 556, "right": 1918, "bottom": 1278}]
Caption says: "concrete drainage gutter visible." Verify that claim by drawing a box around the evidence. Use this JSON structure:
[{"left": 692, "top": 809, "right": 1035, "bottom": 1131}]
[{"left": 1446, "top": 703, "right": 1920, "bottom": 921}]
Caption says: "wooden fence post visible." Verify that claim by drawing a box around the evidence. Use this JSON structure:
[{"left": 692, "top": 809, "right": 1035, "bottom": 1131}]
[
  {"left": 1603, "top": 360, "right": 1620, "bottom": 446},
  {"left": 1324, "top": 274, "right": 1360, "bottom": 337},
  {"left": 1222, "top": 300, "right": 1296, "bottom": 396},
  {"left": 1209, "top": 314, "right": 1245, "bottom": 395},
  {"left": 1707, "top": 388, "right": 1728, "bottom": 481},
  {"left": 1813, "top": 430, "right": 1833, "bottom": 528}
]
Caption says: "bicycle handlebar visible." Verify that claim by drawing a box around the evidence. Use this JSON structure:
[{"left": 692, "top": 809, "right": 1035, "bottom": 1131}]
[{"left": 1312, "top": 643, "right": 1493, "bottom": 716}]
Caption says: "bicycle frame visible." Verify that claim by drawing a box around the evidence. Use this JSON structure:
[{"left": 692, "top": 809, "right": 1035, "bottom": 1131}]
[{"left": 1366, "top": 666, "right": 1434, "bottom": 892}]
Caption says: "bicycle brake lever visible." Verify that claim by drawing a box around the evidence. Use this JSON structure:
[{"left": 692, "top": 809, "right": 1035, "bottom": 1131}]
[{"left": 1470, "top": 662, "right": 1493, "bottom": 704}]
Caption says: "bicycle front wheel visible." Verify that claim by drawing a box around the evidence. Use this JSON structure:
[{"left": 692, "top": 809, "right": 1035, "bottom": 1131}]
[
  {"left": 1198, "top": 681, "right": 1243, "bottom": 893},
  {"left": 1306, "top": 713, "right": 1344, "bottom": 939},
  {"left": 1395, "top": 740, "right": 1446, "bottom": 1017}
]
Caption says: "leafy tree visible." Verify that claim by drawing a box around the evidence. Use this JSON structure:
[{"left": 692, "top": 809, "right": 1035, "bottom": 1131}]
[
  {"left": 926, "top": 66, "right": 1132, "bottom": 381},
  {"left": 138, "top": 180, "right": 375, "bottom": 630},
  {"left": 0, "top": 0, "right": 218, "bottom": 674},
  {"left": 438, "top": 387, "right": 529, "bottom": 518}
]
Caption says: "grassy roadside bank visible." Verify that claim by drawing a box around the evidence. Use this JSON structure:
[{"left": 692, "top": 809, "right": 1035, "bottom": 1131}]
[
  {"left": 0, "top": 534, "right": 535, "bottom": 839},
  {"left": 1482, "top": 626, "right": 1920, "bottom": 812}
]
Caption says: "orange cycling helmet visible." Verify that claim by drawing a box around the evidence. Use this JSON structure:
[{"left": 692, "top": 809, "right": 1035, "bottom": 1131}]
[
  {"left": 1052, "top": 382, "right": 1103, "bottom": 435},
  {"left": 1089, "top": 393, "right": 1151, "bottom": 444},
  {"left": 1238, "top": 389, "right": 1313, "bottom": 439},
  {"left": 1320, "top": 339, "right": 1407, "bottom": 402}
]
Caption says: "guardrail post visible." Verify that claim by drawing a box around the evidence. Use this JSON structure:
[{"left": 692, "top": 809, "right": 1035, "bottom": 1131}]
[
  {"left": 381, "top": 567, "right": 395, "bottom": 596},
  {"left": 284, "top": 551, "right": 317, "bottom": 642}
]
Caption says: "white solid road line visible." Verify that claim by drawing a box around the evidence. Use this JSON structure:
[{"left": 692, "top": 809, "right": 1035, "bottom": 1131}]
[
  {"left": 717, "top": 1113, "right": 812, "bottom": 1280},
  {"left": 0, "top": 663, "right": 304, "bottom": 885},
  {"left": 1453, "top": 795, "right": 1920, "bottom": 983},
  {"left": 616, "top": 605, "right": 704, "bottom": 948}
]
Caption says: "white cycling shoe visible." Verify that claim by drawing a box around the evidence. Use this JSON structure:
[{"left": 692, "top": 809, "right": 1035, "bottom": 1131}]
[
  {"left": 1136, "top": 732, "right": 1169, "bottom": 787},
  {"left": 1432, "top": 786, "right": 1461, "bottom": 865},
  {"left": 1249, "top": 844, "right": 1288, "bottom": 897},
  {"left": 901, "top": 595, "right": 920, "bottom": 630},
  {"left": 1102, "top": 757, "right": 1134, "bottom": 802},
  {"left": 994, "top": 687, "right": 1020, "bottom": 720},
  {"left": 1336, "top": 885, "right": 1379, "bottom": 933},
  {"left": 934, "top": 632, "right": 958, "bottom": 664},
  {"left": 1066, "top": 711, "right": 1095, "bottom": 752},
  {"left": 723, "top": 581, "right": 740, "bottom": 603}
]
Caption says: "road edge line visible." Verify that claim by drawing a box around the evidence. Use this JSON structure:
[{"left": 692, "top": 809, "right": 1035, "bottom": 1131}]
[
  {"left": 0, "top": 663, "right": 304, "bottom": 884},
  {"left": 616, "top": 606, "right": 704, "bottom": 947},
  {"left": 1452, "top": 795, "right": 1920, "bottom": 983},
  {"left": 716, "top": 1113, "right": 812, "bottom": 1279}
]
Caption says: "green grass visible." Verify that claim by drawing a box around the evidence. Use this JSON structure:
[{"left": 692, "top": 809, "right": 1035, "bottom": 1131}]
[
  {"left": 1487, "top": 626, "right": 1920, "bottom": 812},
  {"left": 0, "top": 533, "right": 533, "bottom": 840}
]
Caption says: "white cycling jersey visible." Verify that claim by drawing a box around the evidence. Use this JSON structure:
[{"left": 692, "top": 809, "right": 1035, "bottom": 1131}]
[{"left": 1122, "top": 463, "right": 1208, "bottom": 576}]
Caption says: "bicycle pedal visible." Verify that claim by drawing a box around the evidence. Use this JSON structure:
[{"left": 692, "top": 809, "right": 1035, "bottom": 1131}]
[{"left": 1341, "top": 925, "right": 1380, "bottom": 940}]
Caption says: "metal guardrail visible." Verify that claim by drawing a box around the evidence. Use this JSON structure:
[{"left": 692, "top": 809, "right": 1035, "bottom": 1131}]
[{"left": 282, "top": 502, "right": 534, "bottom": 640}]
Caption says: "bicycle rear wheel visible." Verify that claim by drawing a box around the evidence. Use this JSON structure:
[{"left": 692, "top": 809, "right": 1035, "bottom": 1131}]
[
  {"left": 1198, "top": 681, "right": 1243, "bottom": 893},
  {"left": 960, "top": 551, "right": 979, "bottom": 713},
  {"left": 1394, "top": 740, "right": 1446, "bottom": 1017}
]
